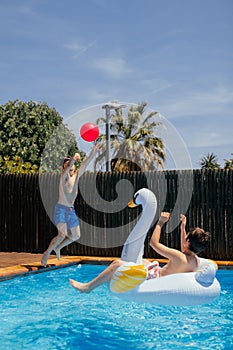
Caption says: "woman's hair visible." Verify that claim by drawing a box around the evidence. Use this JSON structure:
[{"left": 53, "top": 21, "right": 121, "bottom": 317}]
[{"left": 186, "top": 228, "right": 210, "bottom": 254}]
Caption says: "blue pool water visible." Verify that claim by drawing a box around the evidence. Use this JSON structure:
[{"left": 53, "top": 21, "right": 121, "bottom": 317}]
[{"left": 0, "top": 265, "right": 233, "bottom": 350}]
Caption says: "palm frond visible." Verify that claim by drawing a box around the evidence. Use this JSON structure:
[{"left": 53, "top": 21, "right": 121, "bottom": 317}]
[
  {"left": 94, "top": 102, "right": 165, "bottom": 171},
  {"left": 96, "top": 117, "right": 106, "bottom": 124},
  {"left": 142, "top": 111, "right": 158, "bottom": 125}
]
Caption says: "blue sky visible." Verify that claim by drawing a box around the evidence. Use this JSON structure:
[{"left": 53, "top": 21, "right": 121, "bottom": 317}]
[{"left": 0, "top": 0, "right": 232, "bottom": 168}]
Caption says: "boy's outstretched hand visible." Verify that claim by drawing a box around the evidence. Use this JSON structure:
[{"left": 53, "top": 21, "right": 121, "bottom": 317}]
[
  {"left": 180, "top": 214, "right": 187, "bottom": 226},
  {"left": 158, "top": 212, "right": 170, "bottom": 225}
]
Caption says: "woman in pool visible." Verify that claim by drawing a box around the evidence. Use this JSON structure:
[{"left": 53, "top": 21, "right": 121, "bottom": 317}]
[{"left": 69, "top": 212, "right": 210, "bottom": 293}]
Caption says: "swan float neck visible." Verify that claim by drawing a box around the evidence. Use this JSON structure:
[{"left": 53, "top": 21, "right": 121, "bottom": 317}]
[{"left": 121, "top": 188, "right": 157, "bottom": 264}]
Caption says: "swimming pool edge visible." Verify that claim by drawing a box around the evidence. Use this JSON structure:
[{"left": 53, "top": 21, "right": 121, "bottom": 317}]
[{"left": 0, "top": 255, "right": 232, "bottom": 282}]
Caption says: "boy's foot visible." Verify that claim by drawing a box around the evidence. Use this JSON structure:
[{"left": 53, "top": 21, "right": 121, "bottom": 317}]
[
  {"left": 41, "top": 252, "right": 49, "bottom": 267},
  {"left": 54, "top": 248, "right": 60, "bottom": 261}
]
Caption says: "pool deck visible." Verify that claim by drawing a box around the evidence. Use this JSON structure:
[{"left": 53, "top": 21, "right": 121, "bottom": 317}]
[{"left": 0, "top": 252, "right": 232, "bottom": 281}]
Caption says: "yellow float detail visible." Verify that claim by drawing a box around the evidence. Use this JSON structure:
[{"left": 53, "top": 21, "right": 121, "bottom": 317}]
[{"left": 110, "top": 264, "right": 147, "bottom": 293}]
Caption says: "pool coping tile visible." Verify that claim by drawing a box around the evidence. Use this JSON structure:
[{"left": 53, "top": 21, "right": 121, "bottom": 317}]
[{"left": 0, "top": 253, "right": 232, "bottom": 281}]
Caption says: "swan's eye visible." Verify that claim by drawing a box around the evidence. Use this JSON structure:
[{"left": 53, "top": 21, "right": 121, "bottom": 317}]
[{"left": 134, "top": 193, "right": 139, "bottom": 204}]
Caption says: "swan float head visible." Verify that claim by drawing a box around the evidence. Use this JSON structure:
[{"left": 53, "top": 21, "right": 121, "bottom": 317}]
[{"left": 127, "top": 188, "right": 157, "bottom": 210}]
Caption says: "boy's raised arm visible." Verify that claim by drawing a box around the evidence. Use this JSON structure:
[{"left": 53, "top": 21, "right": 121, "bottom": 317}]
[
  {"left": 180, "top": 214, "right": 187, "bottom": 252},
  {"left": 77, "top": 144, "right": 100, "bottom": 180}
]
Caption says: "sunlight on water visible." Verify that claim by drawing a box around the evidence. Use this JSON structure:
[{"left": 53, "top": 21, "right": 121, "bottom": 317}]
[{"left": 0, "top": 265, "right": 232, "bottom": 350}]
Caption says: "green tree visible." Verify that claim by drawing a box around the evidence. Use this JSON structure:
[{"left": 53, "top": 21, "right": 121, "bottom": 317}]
[
  {"left": 199, "top": 153, "right": 221, "bottom": 169},
  {"left": 0, "top": 100, "right": 79, "bottom": 172},
  {"left": 95, "top": 102, "right": 165, "bottom": 171},
  {"left": 0, "top": 155, "right": 38, "bottom": 174},
  {"left": 224, "top": 153, "right": 233, "bottom": 170}
]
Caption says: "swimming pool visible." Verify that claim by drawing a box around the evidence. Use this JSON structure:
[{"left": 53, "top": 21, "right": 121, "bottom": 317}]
[{"left": 0, "top": 265, "right": 232, "bottom": 350}]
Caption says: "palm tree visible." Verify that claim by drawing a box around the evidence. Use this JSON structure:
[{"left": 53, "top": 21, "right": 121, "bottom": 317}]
[
  {"left": 224, "top": 153, "right": 233, "bottom": 170},
  {"left": 199, "top": 153, "right": 220, "bottom": 169},
  {"left": 95, "top": 102, "right": 165, "bottom": 171}
]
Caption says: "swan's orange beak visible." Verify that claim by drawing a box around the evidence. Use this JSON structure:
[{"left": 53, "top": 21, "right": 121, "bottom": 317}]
[{"left": 128, "top": 198, "right": 138, "bottom": 208}]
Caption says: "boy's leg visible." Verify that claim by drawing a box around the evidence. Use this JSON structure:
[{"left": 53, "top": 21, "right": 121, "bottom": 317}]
[
  {"left": 54, "top": 226, "right": 80, "bottom": 259},
  {"left": 41, "top": 222, "right": 67, "bottom": 266}
]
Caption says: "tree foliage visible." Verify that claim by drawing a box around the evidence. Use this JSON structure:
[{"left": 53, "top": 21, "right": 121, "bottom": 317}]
[
  {"left": 199, "top": 153, "right": 221, "bottom": 169},
  {"left": 95, "top": 102, "right": 165, "bottom": 171},
  {"left": 0, "top": 156, "right": 38, "bottom": 174},
  {"left": 199, "top": 152, "right": 233, "bottom": 170},
  {"left": 0, "top": 100, "right": 79, "bottom": 173},
  {"left": 224, "top": 153, "right": 233, "bottom": 170}
]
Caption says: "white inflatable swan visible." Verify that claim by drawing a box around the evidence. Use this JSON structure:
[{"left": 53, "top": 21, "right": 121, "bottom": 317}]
[{"left": 110, "top": 188, "right": 221, "bottom": 306}]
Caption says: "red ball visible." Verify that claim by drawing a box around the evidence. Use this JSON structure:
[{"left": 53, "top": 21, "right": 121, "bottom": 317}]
[{"left": 80, "top": 122, "right": 99, "bottom": 142}]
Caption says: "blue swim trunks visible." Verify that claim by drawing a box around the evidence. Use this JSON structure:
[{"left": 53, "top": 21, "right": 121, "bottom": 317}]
[{"left": 53, "top": 203, "right": 79, "bottom": 230}]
